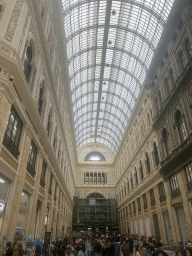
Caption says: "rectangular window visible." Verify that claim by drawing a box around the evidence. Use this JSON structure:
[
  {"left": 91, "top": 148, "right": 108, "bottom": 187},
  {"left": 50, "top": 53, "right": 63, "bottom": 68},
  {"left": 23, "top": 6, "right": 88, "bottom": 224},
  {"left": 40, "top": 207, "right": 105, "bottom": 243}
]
[
  {"left": 158, "top": 182, "right": 166, "bottom": 202},
  {"left": 170, "top": 174, "right": 180, "bottom": 197},
  {"left": 133, "top": 201, "right": 136, "bottom": 214},
  {"left": 185, "top": 162, "right": 192, "bottom": 191},
  {"left": 137, "top": 198, "right": 141, "bottom": 212},
  {"left": 16, "top": 190, "right": 30, "bottom": 236},
  {"left": 179, "top": 120, "right": 187, "bottom": 141},
  {"left": 150, "top": 188, "right": 156, "bottom": 206},
  {"left": 49, "top": 174, "right": 53, "bottom": 196},
  {"left": 3, "top": 106, "right": 23, "bottom": 159},
  {"left": 143, "top": 194, "right": 147, "bottom": 209},
  {"left": 27, "top": 140, "right": 37, "bottom": 178},
  {"left": 54, "top": 183, "right": 57, "bottom": 201},
  {"left": 0, "top": 174, "right": 10, "bottom": 232},
  {"left": 40, "top": 161, "right": 46, "bottom": 188},
  {"left": 129, "top": 204, "right": 132, "bottom": 217}
]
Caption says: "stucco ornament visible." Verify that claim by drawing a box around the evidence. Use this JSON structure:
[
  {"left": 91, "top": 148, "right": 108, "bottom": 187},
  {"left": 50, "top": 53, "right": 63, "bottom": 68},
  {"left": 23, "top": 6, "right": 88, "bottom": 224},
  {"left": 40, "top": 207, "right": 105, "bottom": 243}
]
[{"left": 4, "top": 0, "right": 25, "bottom": 42}]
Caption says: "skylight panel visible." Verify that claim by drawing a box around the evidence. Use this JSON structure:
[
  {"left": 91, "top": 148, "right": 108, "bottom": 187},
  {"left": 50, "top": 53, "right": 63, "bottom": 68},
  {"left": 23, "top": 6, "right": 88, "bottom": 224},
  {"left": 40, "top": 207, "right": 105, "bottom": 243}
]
[{"left": 62, "top": 0, "right": 176, "bottom": 153}]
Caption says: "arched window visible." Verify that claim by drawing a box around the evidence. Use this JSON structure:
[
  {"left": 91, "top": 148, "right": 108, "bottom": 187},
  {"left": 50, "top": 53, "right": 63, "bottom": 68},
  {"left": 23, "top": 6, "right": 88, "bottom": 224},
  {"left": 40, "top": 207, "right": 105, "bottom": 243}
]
[
  {"left": 169, "top": 68, "right": 175, "bottom": 86},
  {"left": 23, "top": 43, "right": 32, "bottom": 82},
  {"left": 175, "top": 110, "right": 187, "bottom": 142},
  {"left": 134, "top": 168, "right": 138, "bottom": 186},
  {"left": 38, "top": 83, "right": 44, "bottom": 116},
  {"left": 164, "top": 78, "right": 171, "bottom": 96},
  {"left": 53, "top": 127, "right": 57, "bottom": 149},
  {"left": 84, "top": 151, "right": 106, "bottom": 161},
  {"left": 130, "top": 174, "right": 133, "bottom": 190},
  {"left": 153, "top": 142, "right": 159, "bottom": 167},
  {"left": 162, "top": 128, "right": 171, "bottom": 156},
  {"left": 47, "top": 109, "right": 52, "bottom": 137},
  {"left": 178, "top": 50, "right": 186, "bottom": 70},
  {"left": 154, "top": 97, "right": 159, "bottom": 115},
  {"left": 127, "top": 179, "right": 130, "bottom": 192},
  {"left": 157, "top": 91, "right": 163, "bottom": 108},
  {"left": 147, "top": 113, "right": 150, "bottom": 127},
  {"left": 139, "top": 161, "right": 144, "bottom": 181},
  {"left": 124, "top": 182, "right": 126, "bottom": 195},
  {"left": 145, "top": 153, "right": 151, "bottom": 175},
  {"left": 186, "top": 39, "right": 192, "bottom": 59}
]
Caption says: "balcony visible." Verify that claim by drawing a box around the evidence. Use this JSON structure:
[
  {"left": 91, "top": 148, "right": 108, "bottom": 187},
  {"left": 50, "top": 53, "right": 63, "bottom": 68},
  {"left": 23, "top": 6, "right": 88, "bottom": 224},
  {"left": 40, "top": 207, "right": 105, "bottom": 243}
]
[
  {"left": 3, "top": 134, "right": 20, "bottom": 159},
  {"left": 27, "top": 162, "right": 36, "bottom": 178}
]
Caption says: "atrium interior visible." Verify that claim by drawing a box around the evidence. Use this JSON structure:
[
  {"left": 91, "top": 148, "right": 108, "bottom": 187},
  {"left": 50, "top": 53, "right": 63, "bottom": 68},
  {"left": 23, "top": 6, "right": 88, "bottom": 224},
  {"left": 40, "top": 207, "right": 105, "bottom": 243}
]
[{"left": 0, "top": 0, "right": 192, "bottom": 253}]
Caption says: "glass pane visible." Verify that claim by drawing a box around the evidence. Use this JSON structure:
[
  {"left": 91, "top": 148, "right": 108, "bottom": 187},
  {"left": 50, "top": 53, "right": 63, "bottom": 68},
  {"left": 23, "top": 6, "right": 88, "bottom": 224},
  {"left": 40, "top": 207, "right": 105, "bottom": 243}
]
[
  {"left": 0, "top": 176, "right": 10, "bottom": 202},
  {"left": 20, "top": 191, "right": 30, "bottom": 208},
  {"left": 62, "top": 0, "right": 175, "bottom": 152},
  {"left": 16, "top": 208, "right": 27, "bottom": 228}
]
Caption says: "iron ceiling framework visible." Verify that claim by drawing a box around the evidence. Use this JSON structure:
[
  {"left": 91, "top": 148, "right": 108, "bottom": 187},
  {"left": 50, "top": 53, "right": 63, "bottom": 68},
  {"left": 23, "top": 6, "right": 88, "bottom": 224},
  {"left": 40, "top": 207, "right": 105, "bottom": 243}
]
[{"left": 62, "top": 0, "right": 175, "bottom": 153}]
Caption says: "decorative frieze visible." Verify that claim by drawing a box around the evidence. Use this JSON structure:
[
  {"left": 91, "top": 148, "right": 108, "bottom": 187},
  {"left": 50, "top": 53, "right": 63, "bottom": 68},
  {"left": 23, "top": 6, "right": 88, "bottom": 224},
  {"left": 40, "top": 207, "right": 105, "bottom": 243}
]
[
  {"left": 18, "top": 10, "right": 31, "bottom": 50},
  {"left": 4, "top": 0, "right": 25, "bottom": 42}
]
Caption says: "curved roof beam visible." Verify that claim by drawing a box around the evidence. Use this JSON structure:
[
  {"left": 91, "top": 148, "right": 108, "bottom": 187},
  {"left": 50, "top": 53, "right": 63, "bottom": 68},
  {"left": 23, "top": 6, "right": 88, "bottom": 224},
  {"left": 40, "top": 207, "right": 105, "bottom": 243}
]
[
  {"left": 70, "top": 64, "right": 142, "bottom": 87},
  {"left": 68, "top": 46, "right": 148, "bottom": 71},
  {"left": 66, "top": 25, "right": 155, "bottom": 51},
  {"left": 75, "top": 118, "right": 124, "bottom": 136},
  {"left": 76, "top": 123, "right": 122, "bottom": 143},
  {"left": 63, "top": 0, "right": 165, "bottom": 26},
  {"left": 77, "top": 135, "right": 117, "bottom": 151},
  {"left": 73, "top": 101, "right": 129, "bottom": 118},
  {"left": 74, "top": 110, "right": 126, "bottom": 129},
  {"left": 76, "top": 130, "right": 118, "bottom": 149},
  {"left": 73, "top": 91, "right": 133, "bottom": 111},
  {"left": 71, "top": 78, "right": 137, "bottom": 101}
]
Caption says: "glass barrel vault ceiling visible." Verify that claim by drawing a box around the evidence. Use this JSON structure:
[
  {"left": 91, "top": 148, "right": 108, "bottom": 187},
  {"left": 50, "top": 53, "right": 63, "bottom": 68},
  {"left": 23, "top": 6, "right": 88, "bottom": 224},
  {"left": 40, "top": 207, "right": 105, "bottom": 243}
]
[{"left": 62, "top": 0, "right": 175, "bottom": 154}]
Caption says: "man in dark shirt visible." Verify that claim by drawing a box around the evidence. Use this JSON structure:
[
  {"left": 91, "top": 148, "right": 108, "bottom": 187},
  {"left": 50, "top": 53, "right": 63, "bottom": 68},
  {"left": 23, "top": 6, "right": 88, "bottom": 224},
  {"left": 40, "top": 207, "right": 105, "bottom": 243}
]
[
  {"left": 6, "top": 242, "right": 13, "bottom": 256},
  {"left": 120, "top": 241, "right": 130, "bottom": 256}
]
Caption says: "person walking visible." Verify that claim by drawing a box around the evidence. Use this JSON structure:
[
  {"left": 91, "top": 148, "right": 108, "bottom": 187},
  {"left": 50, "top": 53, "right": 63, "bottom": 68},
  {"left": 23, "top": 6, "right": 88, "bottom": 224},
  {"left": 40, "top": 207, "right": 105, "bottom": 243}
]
[{"left": 120, "top": 241, "right": 130, "bottom": 256}]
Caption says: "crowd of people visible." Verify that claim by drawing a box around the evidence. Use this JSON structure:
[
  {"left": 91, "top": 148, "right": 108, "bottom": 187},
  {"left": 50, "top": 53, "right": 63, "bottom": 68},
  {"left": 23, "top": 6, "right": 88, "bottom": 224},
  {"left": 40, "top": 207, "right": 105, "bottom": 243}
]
[{"left": 5, "top": 234, "right": 192, "bottom": 256}]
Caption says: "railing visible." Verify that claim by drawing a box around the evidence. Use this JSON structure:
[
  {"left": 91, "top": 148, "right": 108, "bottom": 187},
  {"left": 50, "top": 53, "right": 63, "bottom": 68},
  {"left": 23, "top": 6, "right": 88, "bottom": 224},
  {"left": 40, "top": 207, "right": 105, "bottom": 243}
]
[
  {"left": 3, "top": 134, "right": 20, "bottom": 159},
  {"left": 27, "top": 162, "right": 36, "bottom": 178},
  {"left": 40, "top": 177, "right": 45, "bottom": 188},
  {"left": 171, "top": 188, "right": 181, "bottom": 198}
]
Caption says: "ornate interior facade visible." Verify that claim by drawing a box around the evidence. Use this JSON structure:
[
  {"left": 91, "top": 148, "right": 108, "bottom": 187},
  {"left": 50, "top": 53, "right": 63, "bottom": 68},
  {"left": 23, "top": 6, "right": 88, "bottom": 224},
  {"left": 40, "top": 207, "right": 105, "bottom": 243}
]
[{"left": 0, "top": 0, "right": 192, "bottom": 253}]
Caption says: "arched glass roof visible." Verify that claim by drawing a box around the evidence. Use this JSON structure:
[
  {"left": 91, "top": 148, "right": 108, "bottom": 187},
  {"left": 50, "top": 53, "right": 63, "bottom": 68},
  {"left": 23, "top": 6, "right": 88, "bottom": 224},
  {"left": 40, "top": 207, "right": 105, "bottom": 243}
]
[
  {"left": 62, "top": 0, "right": 175, "bottom": 153},
  {"left": 85, "top": 151, "right": 106, "bottom": 161}
]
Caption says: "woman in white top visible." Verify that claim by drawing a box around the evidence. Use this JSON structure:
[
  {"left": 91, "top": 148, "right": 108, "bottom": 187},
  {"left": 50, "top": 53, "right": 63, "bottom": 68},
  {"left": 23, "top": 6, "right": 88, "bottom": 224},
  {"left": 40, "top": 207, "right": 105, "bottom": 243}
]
[{"left": 135, "top": 245, "right": 141, "bottom": 256}]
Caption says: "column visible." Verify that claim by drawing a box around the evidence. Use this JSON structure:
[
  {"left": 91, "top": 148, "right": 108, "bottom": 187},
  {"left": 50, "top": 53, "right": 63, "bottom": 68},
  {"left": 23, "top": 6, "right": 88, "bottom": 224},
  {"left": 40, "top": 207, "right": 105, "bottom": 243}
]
[
  {"left": 5, "top": 132, "right": 31, "bottom": 242},
  {"left": 38, "top": 166, "right": 51, "bottom": 239},
  {"left": 0, "top": 87, "right": 11, "bottom": 145},
  {"left": 51, "top": 179, "right": 57, "bottom": 240},
  {"left": 153, "top": 186, "right": 166, "bottom": 242},
  {"left": 177, "top": 170, "right": 192, "bottom": 240},
  {"left": 146, "top": 191, "right": 154, "bottom": 237},
  {"left": 140, "top": 196, "right": 147, "bottom": 238},
  {"left": 47, "top": 171, "right": 55, "bottom": 232},
  {"left": 26, "top": 153, "right": 43, "bottom": 238},
  {"left": 164, "top": 179, "right": 181, "bottom": 244}
]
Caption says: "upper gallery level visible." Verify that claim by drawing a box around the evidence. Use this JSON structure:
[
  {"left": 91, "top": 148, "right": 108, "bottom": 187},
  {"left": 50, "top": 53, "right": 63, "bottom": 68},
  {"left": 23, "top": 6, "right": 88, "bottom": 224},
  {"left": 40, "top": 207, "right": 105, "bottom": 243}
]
[{"left": 0, "top": 0, "right": 76, "bottom": 197}]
